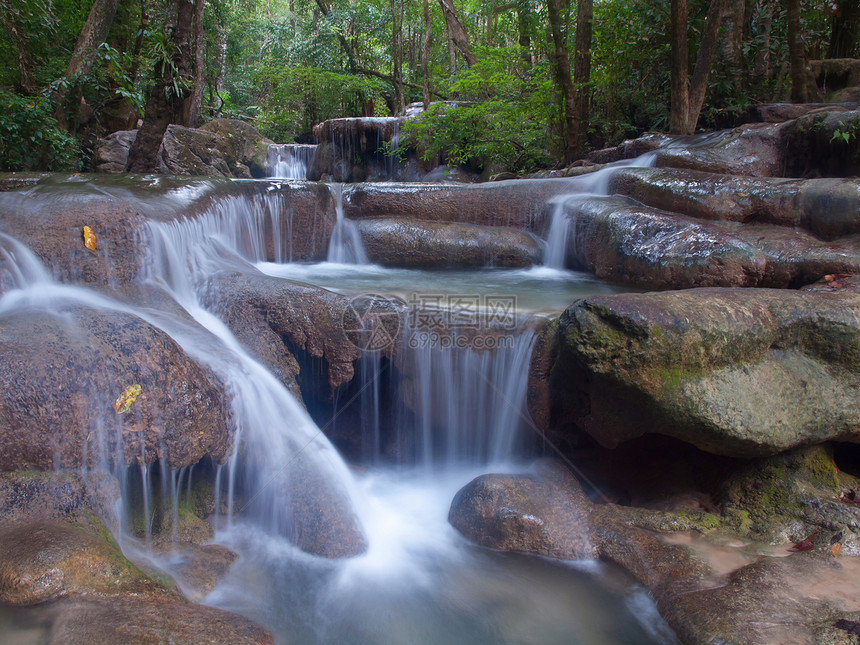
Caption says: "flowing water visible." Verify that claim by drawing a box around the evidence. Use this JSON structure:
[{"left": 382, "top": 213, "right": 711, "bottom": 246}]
[
  {"left": 266, "top": 143, "right": 318, "bottom": 179},
  {"left": 0, "top": 152, "right": 679, "bottom": 643}
]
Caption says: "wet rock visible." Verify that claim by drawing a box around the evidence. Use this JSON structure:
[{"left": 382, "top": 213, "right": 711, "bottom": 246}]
[
  {"left": 654, "top": 122, "right": 784, "bottom": 176},
  {"left": 0, "top": 470, "right": 120, "bottom": 533},
  {"left": 0, "top": 307, "right": 230, "bottom": 470},
  {"left": 342, "top": 179, "right": 576, "bottom": 231},
  {"left": 421, "top": 165, "right": 476, "bottom": 183},
  {"left": 610, "top": 167, "right": 860, "bottom": 241},
  {"left": 167, "top": 543, "right": 239, "bottom": 601},
  {"left": 811, "top": 58, "right": 860, "bottom": 93},
  {"left": 448, "top": 460, "right": 595, "bottom": 560},
  {"left": 585, "top": 133, "right": 674, "bottom": 164},
  {"left": 357, "top": 218, "right": 542, "bottom": 268},
  {"left": 0, "top": 519, "right": 165, "bottom": 605},
  {"left": 551, "top": 194, "right": 859, "bottom": 289},
  {"left": 44, "top": 595, "right": 273, "bottom": 645},
  {"left": 93, "top": 130, "right": 138, "bottom": 173},
  {"left": 738, "top": 102, "right": 855, "bottom": 124},
  {"left": 308, "top": 117, "right": 419, "bottom": 182},
  {"left": 552, "top": 284, "right": 860, "bottom": 457},
  {"left": 203, "top": 272, "right": 361, "bottom": 390},
  {"left": 198, "top": 119, "right": 273, "bottom": 178}
]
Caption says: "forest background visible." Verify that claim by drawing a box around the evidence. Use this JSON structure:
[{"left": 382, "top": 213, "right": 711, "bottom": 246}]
[{"left": 0, "top": 0, "right": 857, "bottom": 173}]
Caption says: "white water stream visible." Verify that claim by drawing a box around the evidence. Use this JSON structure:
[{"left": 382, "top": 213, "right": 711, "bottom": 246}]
[{"left": 0, "top": 158, "right": 678, "bottom": 643}]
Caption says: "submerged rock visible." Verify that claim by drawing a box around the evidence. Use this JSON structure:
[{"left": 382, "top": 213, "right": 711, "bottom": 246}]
[
  {"left": 357, "top": 218, "right": 543, "bottom": 268},
  {"left": 551, "top": 281, "right": 860, "bottom": 457},
  {"left": 448, "top": 460, "right": 594, "bottom": 560}
]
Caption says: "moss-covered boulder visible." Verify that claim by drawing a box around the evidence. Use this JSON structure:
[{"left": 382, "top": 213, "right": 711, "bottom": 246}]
[{"left": 551, "top": 280, "right": 860, "bottom": 457}]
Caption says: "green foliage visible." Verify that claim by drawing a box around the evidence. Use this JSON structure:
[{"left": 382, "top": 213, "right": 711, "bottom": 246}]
[
  {"left": 253, "top": 67, "right": 387, "bottom": 141},
  {"left": 0, "top": 91, "right": 80, "bottom": 171},
  {"left": 402, "top": 47, "right": 556, "bottom": 172},
  {"left": 831, "top": 116, "right": 860, "bottom": 144}
]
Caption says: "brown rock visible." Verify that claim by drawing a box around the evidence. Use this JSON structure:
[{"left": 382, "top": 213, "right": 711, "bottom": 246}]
[
  {"left": 0, "top": 307, "right": 230, "bottom": 471},
  {"left": 168, "top": 543, "right": 239, "bottom": 601},
  {"left": 45, "top": 595, "right": 273, "bottom": 645},
  {"left": 357, "top": 218, "right": 543, "bottom": 268},
  {"left": 448, "top": 460, "right": 595, "bottom": 560},
  {"left": 552, "top": 285, "right": 860, "bottom": 457},
  {"left": 0, "top": 519, "right": 165, "bottom": 605}
]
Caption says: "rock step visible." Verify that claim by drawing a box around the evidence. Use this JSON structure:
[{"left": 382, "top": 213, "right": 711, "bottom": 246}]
[
  {"left": 553, "top": 194, "right": 860, "bottom": 289},
  {"left": 609, "top": 167, "right": 860, "bottom": 241},
  {"left": 356, "top": 217, "right": 543, "bottom": 268}
]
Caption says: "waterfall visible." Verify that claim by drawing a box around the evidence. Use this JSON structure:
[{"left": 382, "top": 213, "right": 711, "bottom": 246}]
[
  {"left": 0, "top": 205, "right": 365, "bottom": 555},
  {"left": 543, "top": 153, "right": 658, "bottom": 269},
  {"left": 326, "top": 183, "right": 368, "bottom": 264},
  {"left": 266, "top": 144, "right": 318, "bottom": 179}
]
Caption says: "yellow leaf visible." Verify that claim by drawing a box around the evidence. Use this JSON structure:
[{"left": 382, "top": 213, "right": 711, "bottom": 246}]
[
  {"left": 113, "top": 384, "right": 142, "bottom": 414},
  {"left": 83, "top": 226, "right": 97, "bottom": 252},
  {"left": 832, "top": 543, "right": 842, "bottom": 557}
]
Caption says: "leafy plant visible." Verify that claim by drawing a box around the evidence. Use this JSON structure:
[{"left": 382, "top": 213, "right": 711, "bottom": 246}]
[{"left": 0, "top": 90, "right": 81, "bottom": 171}]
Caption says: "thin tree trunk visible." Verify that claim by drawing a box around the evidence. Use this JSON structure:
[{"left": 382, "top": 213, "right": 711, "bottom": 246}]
[
  {"left": 669, "top": 0, "right": 689, "bottom": 134},
  {"left": 516, "top": 0, "right": 532, "bottom": 64},
  {"left": 787, "top": 0, "right": 818, "bottom": 102},
  {"left": 129, "top": 0, "right": 149, "bottom": 85},
  {"left": 127, "top": 0, "right": 195, "bottom": 172},
  {"left": 571, "top": 0, "right": 593, "bottom": 154},
  {"left": 422, "top": 0, "right": 432, "bottom": 109},
  {"left": 215, "top": 22, "right": 227, "bottom": 92},
  {"left": 0, "top": 4, "right": 36, "bottom": 95},
  {"left": 391, "top": 0, "right": 404, "bottom": 114},
  {"left": 547, "top": 0, "right": 577, "bottom": 163},
  {"left": 438, "top": 0, "right": 477, "bottom": 67},
  {"left": 752, "top": 0, "right": 774, "bottom": 82},
  {"left": 182, "top": 0, "right": 206, "bottom": 127},
  {"left": 54, "top": 0, "right": 123, "bottom": 129},
  {"left": 685, "top": 0, "right": 726, "bottom": 132}
]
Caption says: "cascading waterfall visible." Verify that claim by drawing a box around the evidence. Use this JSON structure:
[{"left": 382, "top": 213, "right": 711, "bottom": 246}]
[
  {"left": 543, "top": 153, "right": 658, "bottom": 269},
  {"left": 266, "top": 144, "right": 318, "bottom": 180},
  {"left": 326, "top": 183, "right": 368, "bottom": 264}
]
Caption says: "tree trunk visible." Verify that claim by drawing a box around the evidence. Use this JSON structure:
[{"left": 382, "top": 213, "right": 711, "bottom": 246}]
[
  {"left": 787, "top": 0, "right": 818, "bottom": 102},
  {"left": 828, "top": 0, "right": 860, "bottom": 59},
  {"left": 0, "top": 3, "right": 37, "bottom": 95},
  {"left": 546, "top": 0, "right": 577, "bottom": 163},
  {"left": 126, "top": 0, "right": 195, "bottom": 172},
  {"left": 571, "top": 0, "right": 593, "bottom": 154},
  {"left": 438, "top": 0, "right": 477, "bottom": 67},
  {"left": 182, "top": 0, "right": 206, "bottom": 127},
  {"left": 669, "top": 0, "right": 689, "bottom": 134},
  {"left": 422, "top": 0, "right": 432, "bottom": 109},
  {"left": 686, "top": 0, "right": 725, "bottom": 132},
  {"left": 751, "top": 0, "right": 774, "bottom": 83},
  {"left": 215, "top": 21, "right": 227, "bottom": 93},
  {"left": 390, "top": 0, "right": 405, "bottom": 114},
  {"left": 54, "top": 0, "right": 123, "bottom": 129},
  {"left": 516, "top": 0, "right": 532, "bottom": 64}
]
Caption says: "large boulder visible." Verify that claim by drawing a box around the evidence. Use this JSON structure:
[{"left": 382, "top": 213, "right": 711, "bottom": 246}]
[
  {"left": 0, "top": 307, "right": 230, "bottom": 471},
  {"left": 357, "top": 218, "right": 543, "bottom": 268},
  {"left": 92, "top": 119, "right": 273, "bottom": 178},
  {"left": 550, "top": 279, "right": 860, "bottom": 457},
  {"left": 199, "top": 118, "right": 273, "bottom": 178},
  {"left": 448, "top": 460, "right": 594, "bottom": 560}
]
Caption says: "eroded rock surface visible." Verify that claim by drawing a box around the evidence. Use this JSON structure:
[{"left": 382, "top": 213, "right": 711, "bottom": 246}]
[
  {"left": 357, "top": 218, "right": 543, "bottom": 268},
  {"left": 550, "top": 280, "right": 860, "bottom": 457}
]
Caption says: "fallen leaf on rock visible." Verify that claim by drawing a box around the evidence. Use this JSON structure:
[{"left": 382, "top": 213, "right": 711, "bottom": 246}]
[
  {"left": 832, "top": 543, "right": 842, "bottom": 557},
  {"left": 788, "top": 533, "right": 817, "bottom": 552},
  {"left": 113, "top": 384, "right": 142, "bottom": 414},
  {"left": 838, "top": 489, "right": 858, "bottom": 505},
  {"left": 831, "top": 531, "right": 843, "bottom": 545},
  {"left": 83, "top": 226, "right": 97, "bottom": 252},
  {"left": 834, "top": 619, "right": 860, "bottom": 636}
]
